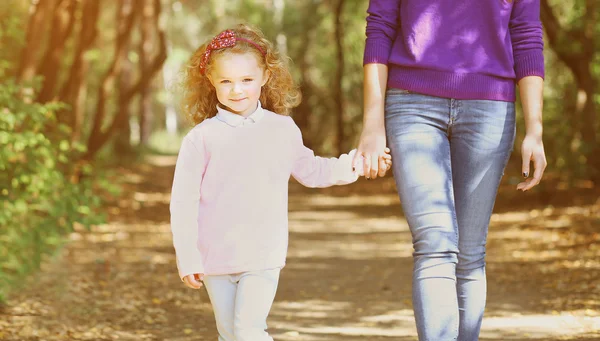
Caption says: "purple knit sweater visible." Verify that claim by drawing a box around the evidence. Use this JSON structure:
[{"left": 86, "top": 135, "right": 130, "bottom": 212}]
[{"left": 363, "top": 0, "right": 544, "bottom": 101}]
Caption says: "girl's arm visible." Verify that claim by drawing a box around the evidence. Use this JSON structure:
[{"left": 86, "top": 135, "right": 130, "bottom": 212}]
[
  {"left": 354, "top": 0, "right": 400, "bottom": 179},
  {"left": 170, "top": 133, "right": 207, "bottom": 279},
  {"left": 289, "top": 121, "right": 359, "bottom": 188},
  {"left": 516, "top": 76, "right": 546, "bottom": 191}
]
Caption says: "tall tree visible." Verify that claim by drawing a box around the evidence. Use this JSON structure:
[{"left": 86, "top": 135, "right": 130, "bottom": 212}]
[
  {"left": 36, "top": 0, "right": 77, "bottom": 103},
  {"left": 541, "top": 0, "right": 599, "bottom": 180},
  {"left": 85, "top": 0, "right": 140, "bottom": 158},
  {"left": 59, "top": 0, "right": 100, "bottom": 141},
  {"left": 138, "top": 0, "right": 157, "bottom": 146},
  {"left": 286, "top": 0, "right": 323, "bottom": 150},
  {"left": 332, "top": 0, "right": 345, "bottom": 155},
  {"left": 16, "top": 0, "right": 167, "bottom": 160},
  {"left": 16, "top": 0, "right": 56, "bottom": 82},
  {"left": 84, "top": 0, "right": 166, "bottom": 159}
]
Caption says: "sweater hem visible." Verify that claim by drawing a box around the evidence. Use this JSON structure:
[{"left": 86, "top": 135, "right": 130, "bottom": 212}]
[
  {"left": 204, "top": 261, "right": 286, "bottom": 276},
  {"left": 388, "top": 66, "right": 517, "bottom": 102}
]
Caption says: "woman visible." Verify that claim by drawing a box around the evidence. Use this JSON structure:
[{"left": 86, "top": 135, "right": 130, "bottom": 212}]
[{"left": 353, "top": 0, "right": 547, "bottom": 340}]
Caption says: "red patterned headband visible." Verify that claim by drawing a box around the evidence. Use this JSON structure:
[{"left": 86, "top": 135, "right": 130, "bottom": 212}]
[{"left": 199, "top": 30, "right": 266, "bottom": 75}]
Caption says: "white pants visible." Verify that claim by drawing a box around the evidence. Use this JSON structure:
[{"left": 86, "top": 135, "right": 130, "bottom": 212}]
[{"left": 203, "top": 268, "right": 280, "bottom": 341}]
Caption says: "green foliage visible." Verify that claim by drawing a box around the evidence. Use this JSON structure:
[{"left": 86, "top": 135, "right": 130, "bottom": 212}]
[
  {"left": 0, "top": 64, "right": 110, "bottom": 303},
  {"left": 533, "top": 0, "right": 600, "bottom": 181},
  {"left": 0, "top": 1, "right": 27, "bottom": 72},
  {"left": 147, "top": 129, "right": 188, "bottom": 156}
]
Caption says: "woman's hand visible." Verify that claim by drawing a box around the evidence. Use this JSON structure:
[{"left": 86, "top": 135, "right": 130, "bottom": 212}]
[
  {"left": 516, "top": 76, "right": 546, "bottom": 192},
  {"left": 517, "top": 133, "right": 546, "bottom": 191},
  {"left": 353, "top": 127, "right": 389, "bottom": 179},
  {"left": 357, "top": 63, "right": 390, "bottom": 179}
]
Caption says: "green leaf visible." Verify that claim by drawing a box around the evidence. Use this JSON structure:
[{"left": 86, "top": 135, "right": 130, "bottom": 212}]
[{"left": 59, "top": 140, "right": 70, "bottom": 152}]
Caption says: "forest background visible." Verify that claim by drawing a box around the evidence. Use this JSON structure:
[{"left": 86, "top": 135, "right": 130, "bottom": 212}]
[{"left": 0, "top": 0, "right": 598, "bottom": 305}]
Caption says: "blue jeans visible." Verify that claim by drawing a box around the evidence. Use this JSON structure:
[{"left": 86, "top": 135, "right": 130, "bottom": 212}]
[{"left": 385, "top": 89, "right": 516, "bottom": 341}]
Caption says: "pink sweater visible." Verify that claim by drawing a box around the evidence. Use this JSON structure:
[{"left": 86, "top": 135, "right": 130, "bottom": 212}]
[{"left": 170, "top": 104, "right": 359, "bottom": 278}]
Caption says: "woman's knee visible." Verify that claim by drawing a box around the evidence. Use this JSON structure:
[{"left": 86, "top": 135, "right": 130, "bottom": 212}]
[
  {"left": 457, "top": 249, "right": 486, "bottom": 271},
  {"left": 413, "top": 249, "right": 458, "bottom": 280}
]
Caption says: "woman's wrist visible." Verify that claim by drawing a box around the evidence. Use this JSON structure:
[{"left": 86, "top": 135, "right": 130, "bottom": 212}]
[
  {"left": 361, "top": 124, "right": 385, "bottom": 137},
  {"left": 362, "top": 112, "right": 385, "bottom": 131},
  {"left": 524, "top": 121, "right": 543, "bottom": 138}
]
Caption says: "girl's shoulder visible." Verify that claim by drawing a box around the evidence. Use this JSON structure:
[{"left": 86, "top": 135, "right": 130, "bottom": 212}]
[
  {"left": 262, "top": 109, "right": 297, "bottom": 129},
  {"left": 183, "top": 117, "right": 219, "bottom": 144},
  {"left": 261, "top": 110, "right": 303, "bottom": 145}
]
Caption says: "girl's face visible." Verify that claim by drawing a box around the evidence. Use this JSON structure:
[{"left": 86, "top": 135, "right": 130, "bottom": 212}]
[{"left": 208, "top": 52, "right": 269, "bottom": 117}]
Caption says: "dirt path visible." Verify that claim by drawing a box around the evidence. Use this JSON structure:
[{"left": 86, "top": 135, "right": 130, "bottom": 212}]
[{"left": 1, "top": 155, "right": 599, "bottom": 341}]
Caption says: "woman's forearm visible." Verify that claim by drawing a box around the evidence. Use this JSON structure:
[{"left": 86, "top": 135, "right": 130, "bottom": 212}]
[
  {"left": 517, "top": 76, "right": 544, "bottom": 137},
  {"left": 516, "top": 75, "right": 547, "bottom": 190},
  {"left": 363, "top": 63, "right": 389, "bottom": 131}
]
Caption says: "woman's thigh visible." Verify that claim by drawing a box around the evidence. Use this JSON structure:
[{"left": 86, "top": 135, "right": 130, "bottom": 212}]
[
  {"left": 385, "top": 90, "right": 459, "bottom": 268},
  {"left": 450, "top": 99, "right": 516, "bottom": 267}
]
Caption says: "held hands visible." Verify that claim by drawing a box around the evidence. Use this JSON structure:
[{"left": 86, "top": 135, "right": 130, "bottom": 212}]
[
  {"left": 381, "top": 148, "right": 393, "bottom": 173},
  {"left": 353, "top": 129, "right": 391, "bottom": 179},
  {"left": 183, "top": 273, "right": 204, "bottom": 289},
  {"left": 353, "top": 149, "right": 392, "bottom": 177},
  {"left": 517, "top": 133, "right": 547, "bottom": 191}
]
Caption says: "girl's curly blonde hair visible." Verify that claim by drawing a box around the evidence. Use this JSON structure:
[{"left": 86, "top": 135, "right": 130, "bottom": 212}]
[{"left": 179, "top": 24, "right": 301, "bottom": 125}]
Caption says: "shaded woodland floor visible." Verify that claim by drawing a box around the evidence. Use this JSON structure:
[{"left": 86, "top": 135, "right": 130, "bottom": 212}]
[{"left": 1, "top": 155, "right": 599, "bottom": 340}]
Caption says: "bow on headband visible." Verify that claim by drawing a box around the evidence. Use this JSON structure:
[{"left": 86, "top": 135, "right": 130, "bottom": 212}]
[{"left": 199, "top": 30, "right": 266, "bottom": 75}]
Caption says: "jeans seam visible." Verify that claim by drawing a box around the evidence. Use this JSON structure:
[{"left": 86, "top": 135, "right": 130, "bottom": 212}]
[{"left": 447, "top": 145, "right": 459, "bottom": 245}]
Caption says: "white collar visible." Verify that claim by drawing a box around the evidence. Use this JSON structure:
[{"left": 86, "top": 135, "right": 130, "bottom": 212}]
[{"left": 216, "top": 101, "right": 265, "bottom": 127}]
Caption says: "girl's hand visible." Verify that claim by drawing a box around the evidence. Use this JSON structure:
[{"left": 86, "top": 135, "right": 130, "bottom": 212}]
[
  {"left": 517, "top": 133, "right": 547, "bottom": 191},
  {"left": 353, "top": 128, "right": 389, "bottom": 179},
  {"left": 183, "top": 273, "right": 204, "bottom": 289},
  {"left": 381, "top": 147, "right": 392, "bottom": 171}
]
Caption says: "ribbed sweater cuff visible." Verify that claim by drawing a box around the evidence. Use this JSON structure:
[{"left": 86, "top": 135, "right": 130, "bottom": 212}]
[
  {"left": 514, "top": 52, "right": 545, "bottom": 81},
  {"left": 363, "top": 40, "right": 391, "bottom": 65}
]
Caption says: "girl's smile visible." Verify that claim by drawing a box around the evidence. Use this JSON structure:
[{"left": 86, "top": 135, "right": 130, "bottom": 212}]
[{"left": 208, "top": 53, "right": 269, "bottom": 117}]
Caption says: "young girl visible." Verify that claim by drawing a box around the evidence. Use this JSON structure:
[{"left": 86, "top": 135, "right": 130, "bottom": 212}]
[{"left": 169, "top": 24, "right": 391, "bottom": 341}]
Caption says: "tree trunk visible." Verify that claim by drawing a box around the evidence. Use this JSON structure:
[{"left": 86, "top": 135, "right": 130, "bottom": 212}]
[
  {"left": 273, "top": 0, "right": 287, "bottom": 55},
  {"left": 138, "top": 87, "right": 153, "bottom": 146},
  {"left": 85, "top": 0, "right": 140, "bottom": 159},
  {"left": 540, "top": 0, "right": 598, "bottom": 181},
  {"left": 333, "top": 0, "right": 345, "bottom": 155},
  {"left": 59, "top": 0, "right": 100, "bottom": 142},
  {"left": 36, "top": 0, "right": 77, "bottom": 103},
  {"left": 121, "top": 0, "right": 167, "bottom": 101},
  {"left": 85, "top": 0, "right": 166, "bottom": 160},
  {"left": 291, "top": 1, "right": 322, "bottom": 150},
  {"left": 578, "top": 0, "right": 598, "bottom": 177},
  {"left": 138, "top": 0, "right": 155, "bottom": 146},
  {"left": 115, "top": 29, "right": 135, "bottom": 157},
  {"left": 17, "top": 0, "right": 57, "bottom": 83},
  {"left": 162, "top": 57, "right": 179, "bottom": 135}
]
